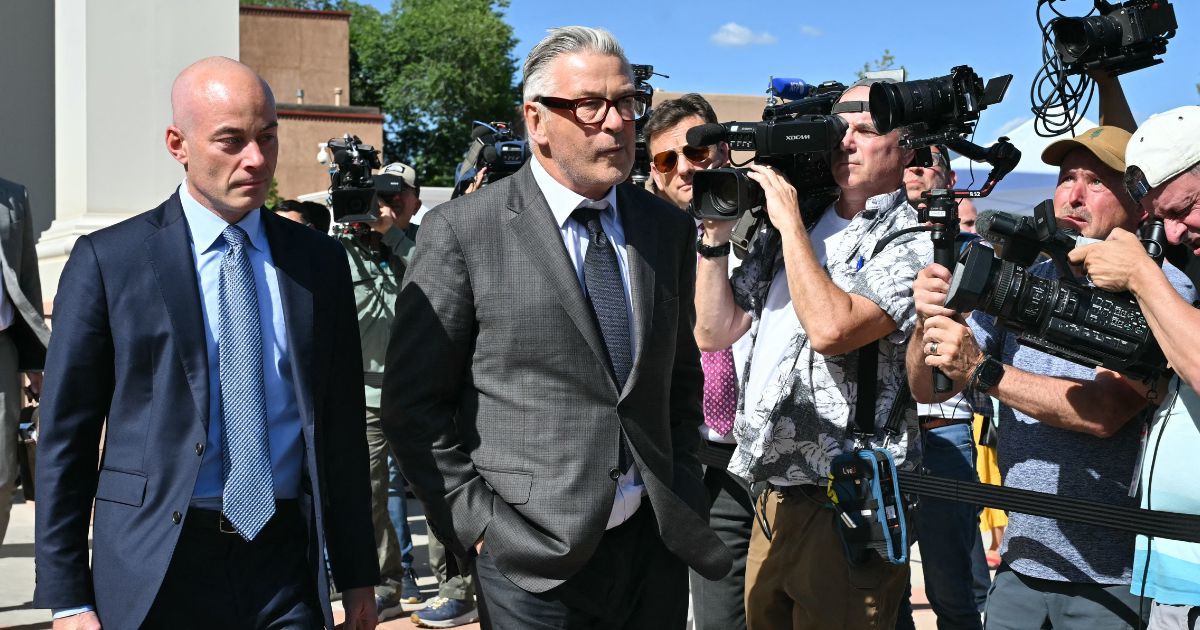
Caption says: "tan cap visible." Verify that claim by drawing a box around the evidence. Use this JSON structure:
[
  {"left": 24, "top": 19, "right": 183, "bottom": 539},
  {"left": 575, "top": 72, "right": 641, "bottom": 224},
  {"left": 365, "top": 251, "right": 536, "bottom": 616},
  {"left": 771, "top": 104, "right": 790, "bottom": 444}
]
[
  {"left": 374, "top": 162, "right": 419, "bottom": 192},
  {"left": 1041, "top": 126, "right": 1131, "bottom": 174}
]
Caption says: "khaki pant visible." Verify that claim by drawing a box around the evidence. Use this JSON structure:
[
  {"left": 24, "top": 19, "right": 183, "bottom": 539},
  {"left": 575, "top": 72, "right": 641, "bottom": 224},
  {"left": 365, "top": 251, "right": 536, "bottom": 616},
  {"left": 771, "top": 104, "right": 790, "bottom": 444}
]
[
  {"left": 745, "top": 488, "right": 909, "bottom": 629},
  {"left": 365, "top": 408, "right": 403, "bottom": 601}
]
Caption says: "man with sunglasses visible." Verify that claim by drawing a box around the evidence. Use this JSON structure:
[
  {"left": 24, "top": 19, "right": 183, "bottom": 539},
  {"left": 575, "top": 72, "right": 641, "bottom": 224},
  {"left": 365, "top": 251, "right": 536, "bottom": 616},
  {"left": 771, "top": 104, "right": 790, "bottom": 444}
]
[
  {"left": 644, "top": 94, "right": 749, "bottom": 630},
  {"left": 694, "top": 78, "right": 932, "bottom": 628},
  {"left": 912, "top": 121, "right": 1195, "bottom": 628},
  {"left": 385, "top": 26, "right": 730, "bottom": 630},
  {"left": 1070, "top": 105, "right": 1200, "bottom": 629}
]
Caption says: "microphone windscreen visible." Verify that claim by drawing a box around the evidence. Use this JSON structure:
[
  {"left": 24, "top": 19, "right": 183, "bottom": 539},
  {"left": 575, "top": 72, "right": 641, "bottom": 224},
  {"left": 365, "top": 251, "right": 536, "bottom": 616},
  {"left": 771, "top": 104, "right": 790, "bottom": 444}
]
[{"left": 686, "top": 123, "right": 726, "bottom": 147}]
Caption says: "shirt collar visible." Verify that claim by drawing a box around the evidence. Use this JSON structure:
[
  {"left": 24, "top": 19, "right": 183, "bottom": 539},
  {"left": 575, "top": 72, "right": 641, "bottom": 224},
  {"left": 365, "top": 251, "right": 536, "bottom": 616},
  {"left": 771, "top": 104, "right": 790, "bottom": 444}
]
[
  {"left": 178, "top": 181, "right": 268, "bottom": 253},
  {"left": 858, "top": 187, "right": 911, "bottom": 220},
  {"left": 530, "top": 155, "right": 619, "bottom": 228}
]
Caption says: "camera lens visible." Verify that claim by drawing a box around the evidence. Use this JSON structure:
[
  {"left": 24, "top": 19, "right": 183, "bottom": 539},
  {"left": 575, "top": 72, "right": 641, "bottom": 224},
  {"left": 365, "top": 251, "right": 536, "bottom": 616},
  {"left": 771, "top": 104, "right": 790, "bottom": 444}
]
[
  {"left": 869, "top": 77, "right": 955, "bottom": 134},
  {"left": 1052, "top": 15, "right": 1124, "bottom": 63}
]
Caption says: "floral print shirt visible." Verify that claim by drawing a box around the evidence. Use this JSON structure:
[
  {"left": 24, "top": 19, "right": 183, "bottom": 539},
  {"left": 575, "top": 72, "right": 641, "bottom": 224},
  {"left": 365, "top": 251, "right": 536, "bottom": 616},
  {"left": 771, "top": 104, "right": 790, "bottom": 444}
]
[{"left": 727, "top": 188, "right": 932, "bottom": 485}]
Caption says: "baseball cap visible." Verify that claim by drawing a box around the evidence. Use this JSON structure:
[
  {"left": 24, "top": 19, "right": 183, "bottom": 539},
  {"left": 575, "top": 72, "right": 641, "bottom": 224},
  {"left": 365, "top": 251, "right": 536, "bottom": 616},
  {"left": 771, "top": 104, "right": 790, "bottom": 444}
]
[
  {"left": 1041, "top": 126, "right": 1131, "bottom": 174},
  {"left": 374, "top": 162, "right": 418, "bottom": 192},
  {"left": 1125, "top": 106, "right": 1200, "bottom": 202}
]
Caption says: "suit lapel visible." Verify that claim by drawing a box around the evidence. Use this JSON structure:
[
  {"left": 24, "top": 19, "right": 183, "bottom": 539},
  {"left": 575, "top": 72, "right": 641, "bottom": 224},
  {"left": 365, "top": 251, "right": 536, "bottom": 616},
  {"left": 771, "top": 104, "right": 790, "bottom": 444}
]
[
  {"left": 145, "top": 193, "right": 210, "bottom": 428},
  {"left": 263, "top": 213, "right": 315, "bottom": 428},
  {"left": 505, "top": 167, "right": 614, "bottom": 389},
  {"left": 617, "top": 184, "right": 658, "bottom": 399}
]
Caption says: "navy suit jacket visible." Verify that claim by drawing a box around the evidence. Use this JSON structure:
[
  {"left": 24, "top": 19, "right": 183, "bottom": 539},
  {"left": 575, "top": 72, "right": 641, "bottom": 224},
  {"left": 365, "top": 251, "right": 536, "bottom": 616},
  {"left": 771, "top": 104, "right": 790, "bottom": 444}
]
[{"left": 33, "top": 192, "right": 379, "bottom": 629}]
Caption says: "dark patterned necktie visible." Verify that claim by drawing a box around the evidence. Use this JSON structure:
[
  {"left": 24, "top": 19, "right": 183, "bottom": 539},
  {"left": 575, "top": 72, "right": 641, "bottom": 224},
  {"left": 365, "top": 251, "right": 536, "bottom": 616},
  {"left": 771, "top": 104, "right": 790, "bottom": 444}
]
[
  {"left": 572, "top": 204, "right": 634, "bottom": 471},
  {"left": 218, "top": 225, "right": 275, "bottom": 540}
]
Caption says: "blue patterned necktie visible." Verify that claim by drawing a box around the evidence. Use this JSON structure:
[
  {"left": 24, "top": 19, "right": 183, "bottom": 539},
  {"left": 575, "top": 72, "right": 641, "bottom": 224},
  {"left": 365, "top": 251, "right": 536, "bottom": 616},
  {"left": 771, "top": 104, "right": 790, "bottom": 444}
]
[
  {"left": 572, "top": 203, "right": 635, "bottom": 471},
  {"left": 218, "top": 224, "right": 275, "bottom": 540}
]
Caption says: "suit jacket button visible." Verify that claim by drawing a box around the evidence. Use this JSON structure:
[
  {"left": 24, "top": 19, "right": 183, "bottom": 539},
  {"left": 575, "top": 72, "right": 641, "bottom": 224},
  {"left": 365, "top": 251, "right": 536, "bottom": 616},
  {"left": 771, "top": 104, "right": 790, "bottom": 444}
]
[
  {"left": 195, "top": 442, "right": 204, "bottom": 456},
  {"left": 609, "top": 467, "right": 621, "bottom": 480},
  {"left": 172, "top": 511, "right": 182, "bottom": 524}
]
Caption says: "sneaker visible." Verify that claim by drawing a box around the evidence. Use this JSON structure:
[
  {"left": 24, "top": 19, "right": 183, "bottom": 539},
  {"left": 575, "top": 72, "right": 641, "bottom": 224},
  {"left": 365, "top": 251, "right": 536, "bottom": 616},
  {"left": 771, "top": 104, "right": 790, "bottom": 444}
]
[
  {"left": 399, "top": 568, "right": 423, "bottom": 604},
  {"left": 376, "top": 594, "right": 405, "bottom": 622},
  {"left": 412, "top": 596, "right": 479, "bottom": 628}
]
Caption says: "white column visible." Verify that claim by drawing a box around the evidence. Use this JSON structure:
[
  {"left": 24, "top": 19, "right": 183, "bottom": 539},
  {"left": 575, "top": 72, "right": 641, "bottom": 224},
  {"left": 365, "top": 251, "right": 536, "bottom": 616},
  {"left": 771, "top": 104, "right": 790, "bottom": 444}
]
[{"left": 38, "top": 0, "right": 240, "bottom": 299}]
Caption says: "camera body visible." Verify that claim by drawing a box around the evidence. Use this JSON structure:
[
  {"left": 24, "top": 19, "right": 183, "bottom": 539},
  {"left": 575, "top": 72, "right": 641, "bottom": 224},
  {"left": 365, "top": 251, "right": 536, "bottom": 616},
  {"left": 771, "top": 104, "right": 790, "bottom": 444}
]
[
  {"left": 630, "top": 64, "right": 659, "bottom": 186},
  {"left": 870, "top": 65, "right": 1011, "bottom": 142},
  {"left": 325, "top": 134, "right": 382, "bottom": 224},
  {"left": 1051, "top": 0, "right": 1177, "bottom": 76},
  {"left": 452, "top": 121, "right": 529, "bottom": 198},
  {"left": 688, "top": 80, "right": 847, "bottom": 222},
  {"left": 945, "top": 202, "right": 1168, "bottom": 379}
]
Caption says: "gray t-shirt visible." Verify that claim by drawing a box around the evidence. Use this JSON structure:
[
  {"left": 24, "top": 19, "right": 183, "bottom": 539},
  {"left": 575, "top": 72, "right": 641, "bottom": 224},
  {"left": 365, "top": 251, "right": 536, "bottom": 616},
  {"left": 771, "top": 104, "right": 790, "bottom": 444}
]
[{"left": 970, "top": 259, "right": 1195, "bottom": 584}]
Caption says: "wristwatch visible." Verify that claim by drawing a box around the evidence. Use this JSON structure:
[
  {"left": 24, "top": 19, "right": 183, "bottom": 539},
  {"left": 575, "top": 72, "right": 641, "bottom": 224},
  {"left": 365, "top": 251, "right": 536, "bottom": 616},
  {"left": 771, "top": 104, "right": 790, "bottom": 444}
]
[
  {"left": 970, "top": 356, "right": 1005, "bottom": 393},
  {"left": 697, "top": 237, "right": 731, "bottom": 258}
]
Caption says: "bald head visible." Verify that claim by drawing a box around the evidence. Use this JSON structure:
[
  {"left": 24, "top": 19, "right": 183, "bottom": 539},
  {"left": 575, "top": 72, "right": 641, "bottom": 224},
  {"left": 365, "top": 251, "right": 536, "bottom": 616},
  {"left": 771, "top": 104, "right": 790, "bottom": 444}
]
[
  {"left": 165, "top": 56, "right": 280, "bottom": 222},
  {"left": 171, "top": 56, "right": 274, "bottom": 134}
]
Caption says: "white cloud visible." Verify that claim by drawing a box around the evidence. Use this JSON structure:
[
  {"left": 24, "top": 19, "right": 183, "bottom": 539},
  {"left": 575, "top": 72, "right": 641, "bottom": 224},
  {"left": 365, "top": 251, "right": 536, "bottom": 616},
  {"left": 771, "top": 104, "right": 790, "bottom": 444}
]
[
  {"left": 799, "top": 25, "right": 823, "bottom": 37},
  {"left": 710, "top": 22, "right": 777, "bottom": 47}
]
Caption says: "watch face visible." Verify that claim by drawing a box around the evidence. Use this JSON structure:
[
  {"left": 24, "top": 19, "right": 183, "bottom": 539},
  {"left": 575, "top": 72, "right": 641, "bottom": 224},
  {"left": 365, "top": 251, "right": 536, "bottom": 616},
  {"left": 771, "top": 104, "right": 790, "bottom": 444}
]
[{"left": 978, "top": 358, "right": 1004, "bottom": 391}]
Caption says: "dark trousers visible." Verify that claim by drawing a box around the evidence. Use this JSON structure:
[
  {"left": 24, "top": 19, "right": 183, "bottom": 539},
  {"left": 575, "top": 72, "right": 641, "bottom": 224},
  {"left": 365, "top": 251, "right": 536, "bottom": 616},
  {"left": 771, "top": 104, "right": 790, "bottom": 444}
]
[
  {"left": 472, "top": 505, "right": 688, "bottom": 630},
  {"left": 690, "top": 461, "right": 752, "bottom": 630},
  {"left": 142, "top": 501, "right": 322, "bottom": 630}
]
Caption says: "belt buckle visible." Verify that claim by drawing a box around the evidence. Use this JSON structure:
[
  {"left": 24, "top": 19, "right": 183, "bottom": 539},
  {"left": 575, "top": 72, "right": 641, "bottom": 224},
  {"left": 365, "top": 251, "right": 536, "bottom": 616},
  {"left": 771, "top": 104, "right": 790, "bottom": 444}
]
[{"left": 218, "top": 513, "right": 239, "bottom": 535}]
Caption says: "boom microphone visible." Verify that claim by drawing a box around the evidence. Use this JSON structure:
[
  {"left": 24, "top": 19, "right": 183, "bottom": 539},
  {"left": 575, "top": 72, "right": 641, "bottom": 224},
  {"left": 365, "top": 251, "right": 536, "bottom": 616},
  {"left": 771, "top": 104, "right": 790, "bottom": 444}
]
[{"left": 686, "top": 123, "right": 726, "bottom": 147}]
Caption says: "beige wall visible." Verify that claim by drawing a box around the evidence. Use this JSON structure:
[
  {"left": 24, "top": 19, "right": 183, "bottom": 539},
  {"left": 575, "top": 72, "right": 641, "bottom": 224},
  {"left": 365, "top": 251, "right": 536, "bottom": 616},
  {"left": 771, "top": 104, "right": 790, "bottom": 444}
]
[
  {"left": 276, "top": 109, "right": 384, "bottom": 200},
  {"left": 240, "top": 6, "right": 352, "bottom": 107}
]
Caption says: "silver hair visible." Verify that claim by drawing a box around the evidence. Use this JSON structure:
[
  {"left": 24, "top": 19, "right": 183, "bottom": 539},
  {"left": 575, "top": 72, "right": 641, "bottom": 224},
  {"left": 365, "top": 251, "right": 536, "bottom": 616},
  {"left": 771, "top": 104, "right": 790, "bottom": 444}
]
[{"left": 522, "top": 26, "right": 630, "bottom": 103}]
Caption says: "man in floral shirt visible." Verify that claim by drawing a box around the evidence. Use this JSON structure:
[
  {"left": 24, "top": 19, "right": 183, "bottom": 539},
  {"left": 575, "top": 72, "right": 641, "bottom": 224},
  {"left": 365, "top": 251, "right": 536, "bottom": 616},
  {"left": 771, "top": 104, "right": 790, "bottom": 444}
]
[{"left": 694, "top": 79, "right": 931, "bottom": 629}]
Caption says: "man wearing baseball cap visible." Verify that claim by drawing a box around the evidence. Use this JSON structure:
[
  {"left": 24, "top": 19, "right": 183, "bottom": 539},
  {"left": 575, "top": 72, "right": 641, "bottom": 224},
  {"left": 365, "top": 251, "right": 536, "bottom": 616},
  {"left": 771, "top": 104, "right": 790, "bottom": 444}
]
[
  {"left": 910, "top": 122, "right": 1196, "bottom": 629},
  {"left": 1072, "top": 105, "right": 1200, "bottom": 628},
  {"left": 344, "top": 161, "right": 424, "bottom": 620}
]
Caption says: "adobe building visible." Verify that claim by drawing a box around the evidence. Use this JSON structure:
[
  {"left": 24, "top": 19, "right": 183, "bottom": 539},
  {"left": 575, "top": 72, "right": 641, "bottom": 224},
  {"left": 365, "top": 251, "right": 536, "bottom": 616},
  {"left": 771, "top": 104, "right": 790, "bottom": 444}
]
[{"left": 239, "top": 5, "right": 383, "bottom": 200}]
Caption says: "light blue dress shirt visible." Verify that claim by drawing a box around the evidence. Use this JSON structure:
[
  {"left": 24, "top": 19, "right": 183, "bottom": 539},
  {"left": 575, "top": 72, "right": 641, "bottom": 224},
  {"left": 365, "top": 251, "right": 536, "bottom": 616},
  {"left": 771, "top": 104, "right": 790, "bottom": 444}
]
[
  {"left": 529, "top": 157, "right": 644, "bottom": 528},
  {"left": 178, "top": 184, "right": 303, "bottom": 505}
]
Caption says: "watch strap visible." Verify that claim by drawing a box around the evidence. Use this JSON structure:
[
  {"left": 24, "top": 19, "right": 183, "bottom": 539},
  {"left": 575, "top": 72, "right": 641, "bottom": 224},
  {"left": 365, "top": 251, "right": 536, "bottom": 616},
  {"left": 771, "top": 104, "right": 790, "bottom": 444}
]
[{"left": 697, "top": 237, "right": 731, "bottom": 258}]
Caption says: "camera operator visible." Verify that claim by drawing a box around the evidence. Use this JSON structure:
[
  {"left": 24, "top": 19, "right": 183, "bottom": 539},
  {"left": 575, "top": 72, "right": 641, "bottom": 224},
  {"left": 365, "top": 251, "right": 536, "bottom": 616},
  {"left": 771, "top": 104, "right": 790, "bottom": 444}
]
[
  {"left": 644, "top": 93, "right": 746, "bottom": 630},
  {"left": 898, "top": 144, "right": 992, "bottom": 630},
  {"left": 910, "top": 124, "right": 1195, "bottom": 629},
  {"left": 1069, "top": 105, "right": 1200, "bottom": 628},
  {"left": 340, "top": 161, "right": 422, "bottom": 620},
  {"left": 694, "top": 79, "right": 932, "bottom": 629}
]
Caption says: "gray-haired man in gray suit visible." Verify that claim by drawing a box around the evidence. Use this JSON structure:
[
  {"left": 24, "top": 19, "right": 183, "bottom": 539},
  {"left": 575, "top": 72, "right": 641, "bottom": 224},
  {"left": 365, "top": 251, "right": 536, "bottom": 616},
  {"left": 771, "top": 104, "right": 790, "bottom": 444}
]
[
  {"left": 383, "top": 26, "right": 731, "bottom": 630},
  {"left": 0, "top": 176, "right": 51, "bottom": 544}
]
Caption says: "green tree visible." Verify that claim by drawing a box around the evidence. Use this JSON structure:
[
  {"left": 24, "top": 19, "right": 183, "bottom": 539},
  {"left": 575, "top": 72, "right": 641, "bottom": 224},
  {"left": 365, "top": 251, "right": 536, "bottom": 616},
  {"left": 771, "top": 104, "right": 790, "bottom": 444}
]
[
  {"left": 352, "top": 0, "right": 521, "bottom": 186},
  {"left": 856, "top": 49, "right": 905, "bottom": 81}
]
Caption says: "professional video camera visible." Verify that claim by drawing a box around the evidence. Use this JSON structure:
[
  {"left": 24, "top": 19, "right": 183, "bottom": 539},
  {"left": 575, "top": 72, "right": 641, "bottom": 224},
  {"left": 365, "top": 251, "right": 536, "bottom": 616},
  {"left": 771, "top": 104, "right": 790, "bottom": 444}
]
[
  {"left": 1050, "top": 0, "right": 1177, "bottom": 76},
  {"left": 320, "top": 133, "right": 382, "bottom": 224},
  {"left": 944, "top": 201, "right": 1169, "bottom": 379},
  {"left": 630, "top": 64, "right": 667, "bottom": 186},
  {"left": 687, "top": 79, "right": 848, "bottom": 223},
  {"left": 868, "top": 64, "right": 1018, "bottom": 391},
  {"left": 451, "top": 121, "right": 529, "bottom": 198}
]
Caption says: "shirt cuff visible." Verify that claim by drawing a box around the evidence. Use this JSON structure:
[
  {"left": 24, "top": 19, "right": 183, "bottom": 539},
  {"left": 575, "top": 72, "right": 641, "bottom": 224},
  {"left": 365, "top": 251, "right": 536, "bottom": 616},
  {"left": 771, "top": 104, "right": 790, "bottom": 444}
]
[{"left": 53, "top": 605, "right": 95, "bottom": 619}]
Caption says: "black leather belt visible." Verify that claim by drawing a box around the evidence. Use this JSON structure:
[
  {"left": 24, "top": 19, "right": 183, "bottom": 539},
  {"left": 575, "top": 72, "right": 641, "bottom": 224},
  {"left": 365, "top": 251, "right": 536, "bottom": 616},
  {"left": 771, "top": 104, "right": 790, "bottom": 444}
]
[
  {"left": 185, "top": 499, "right": 301, "bottom": 536},
  {"left": 918, "top": 416, "right": 972, "bottom": 431}
]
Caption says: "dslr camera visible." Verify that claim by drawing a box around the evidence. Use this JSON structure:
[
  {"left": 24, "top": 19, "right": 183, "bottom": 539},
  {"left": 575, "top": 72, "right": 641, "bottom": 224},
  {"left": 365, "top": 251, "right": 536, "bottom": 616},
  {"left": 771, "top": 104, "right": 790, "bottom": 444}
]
[
  {"left": 687, "top": 80, "right": 848, "bottom": 222},
  {"left": 630, "top": 64, "right": 664, "bottom": 186},
  {"left": 452, "top": 121, "right": 529, "bottom": 198},
  {"left": 944, "top": 201, "right": 1169, "bottom": 379},
  {"left": 1050, "top": 0, "right": 1178, "bottom": 76},
  {"left": 323, "top": 134, "right": 382, "bottom": 224}
]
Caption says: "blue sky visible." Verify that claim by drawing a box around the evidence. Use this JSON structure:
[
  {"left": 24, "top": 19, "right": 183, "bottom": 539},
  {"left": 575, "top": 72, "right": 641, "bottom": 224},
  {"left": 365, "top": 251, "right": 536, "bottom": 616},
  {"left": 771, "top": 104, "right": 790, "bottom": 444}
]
[{"left": 367, "top": 0, "right": 1199, "bottom": 142}]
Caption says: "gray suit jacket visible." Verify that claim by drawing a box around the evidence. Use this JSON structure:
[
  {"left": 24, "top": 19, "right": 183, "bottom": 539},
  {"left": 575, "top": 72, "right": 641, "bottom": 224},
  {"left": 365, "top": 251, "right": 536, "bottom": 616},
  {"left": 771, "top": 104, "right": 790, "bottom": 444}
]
[
  {"left": 383, "top": 163, "right": 731, "bottom": 592},
  {"left": 0, "top": 177, "right": 50, "bottom": 370}
]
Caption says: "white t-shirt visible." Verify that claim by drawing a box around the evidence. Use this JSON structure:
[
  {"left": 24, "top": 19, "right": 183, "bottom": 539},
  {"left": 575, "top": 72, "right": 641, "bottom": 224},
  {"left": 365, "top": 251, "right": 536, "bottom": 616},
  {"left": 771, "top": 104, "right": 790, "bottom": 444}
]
[{"left": 742, "top": 209, "right": 852, "bottom": 438}]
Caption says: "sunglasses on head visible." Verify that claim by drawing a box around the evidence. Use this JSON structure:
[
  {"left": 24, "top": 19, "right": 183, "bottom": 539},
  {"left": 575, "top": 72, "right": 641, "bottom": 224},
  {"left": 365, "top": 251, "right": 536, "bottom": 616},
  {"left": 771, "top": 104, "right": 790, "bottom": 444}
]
[
  {"left": 1124, "top": 166, "right": 1152, "bottom": 205},
  {"left": 652, "top": 145, "right": 712, "bottom": 174}
]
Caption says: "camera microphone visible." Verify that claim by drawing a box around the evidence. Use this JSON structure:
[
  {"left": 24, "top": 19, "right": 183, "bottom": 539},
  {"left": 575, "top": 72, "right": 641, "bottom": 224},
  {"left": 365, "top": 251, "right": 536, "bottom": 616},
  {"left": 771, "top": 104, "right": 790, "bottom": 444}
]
[
  {"left": 973, "top": 210, "right": 1006, "bottom": 237},
  {"left": 769, "top": 77, "right": 813, "bottom": 101},
  {"left": 686, "top": 123, "right": 726, "bottom": 147}
]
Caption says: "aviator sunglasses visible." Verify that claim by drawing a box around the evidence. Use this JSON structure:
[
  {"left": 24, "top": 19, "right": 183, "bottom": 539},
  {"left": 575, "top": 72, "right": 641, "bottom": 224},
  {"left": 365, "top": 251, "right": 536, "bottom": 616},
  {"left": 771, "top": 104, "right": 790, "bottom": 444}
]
[{"left": 652, "top": 145, "right": 713, "bottom": 174}]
